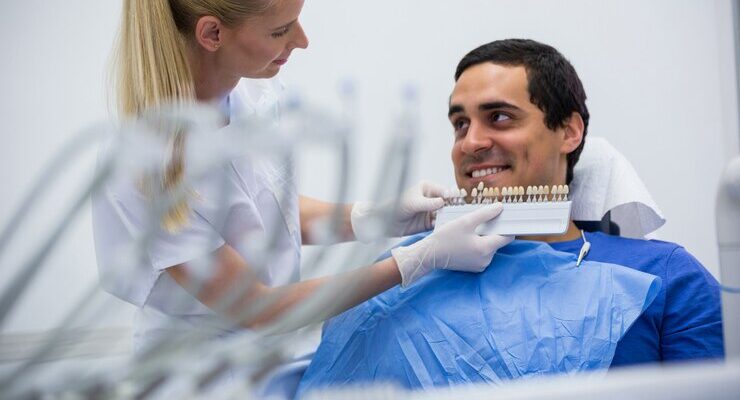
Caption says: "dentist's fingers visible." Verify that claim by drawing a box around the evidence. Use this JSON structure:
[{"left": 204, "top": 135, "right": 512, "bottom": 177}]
[
  {"left": 420, "top": 181, "right": 447, "bottom": 198},
  {"left": 478, "top": 234, "right": 514, "bottom": 250},
  {"left": 456, "top": 203, "right": 504, "bottom": 229},
  {"left": 413, "top": 197, "right": 445, "bottom": 212}
]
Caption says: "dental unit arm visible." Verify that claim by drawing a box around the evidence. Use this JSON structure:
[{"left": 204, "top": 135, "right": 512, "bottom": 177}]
[{"left": 717, "top": 155, "right": 740, "bottom": 360}]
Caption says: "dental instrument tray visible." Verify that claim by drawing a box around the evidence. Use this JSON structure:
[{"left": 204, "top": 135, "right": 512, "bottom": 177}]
[{"left": 435, "top": 184, "right": 572, "bottom": 236}]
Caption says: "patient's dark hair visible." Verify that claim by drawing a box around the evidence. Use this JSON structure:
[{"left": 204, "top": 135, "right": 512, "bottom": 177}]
[{"left": 455, "top": 39, "right": 589, "bottom": 184}]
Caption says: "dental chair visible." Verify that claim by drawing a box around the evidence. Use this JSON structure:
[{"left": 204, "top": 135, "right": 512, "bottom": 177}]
[{"left": 575, "top": 211, "right": 620, "bottom": 236}]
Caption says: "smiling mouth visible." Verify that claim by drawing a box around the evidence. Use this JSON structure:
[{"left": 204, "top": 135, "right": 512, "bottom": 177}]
[{"left": 468, "top": 166, "right": 511, "bottom": 179}]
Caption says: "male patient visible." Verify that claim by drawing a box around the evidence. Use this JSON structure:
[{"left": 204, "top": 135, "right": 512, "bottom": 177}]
[
  {"left": 297, "top": 39, "right": 723, "bottom": 395},
  {"left": 445, "top": 39, "right": 722, "bottom": 364}
]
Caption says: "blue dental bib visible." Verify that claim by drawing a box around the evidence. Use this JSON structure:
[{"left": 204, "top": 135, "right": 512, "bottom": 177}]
[{"left": 297, "top": 239, "right": 661, "bottom": 396}]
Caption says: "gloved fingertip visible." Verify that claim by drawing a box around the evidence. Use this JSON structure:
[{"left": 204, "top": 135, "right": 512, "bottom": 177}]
[
  {"left": 480, "top": 233, "right": 514, "bottom": 250},
  {"left": 423, "top": 181, "right": 447, "bottom": 197},
  {"left": 419, "top": 197, "right": 445, "bottom": 211}
]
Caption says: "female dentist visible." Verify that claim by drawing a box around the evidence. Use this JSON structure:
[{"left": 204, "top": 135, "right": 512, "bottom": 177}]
[{"left": 92, "top": 0, "right": 512, "bottom": 363}]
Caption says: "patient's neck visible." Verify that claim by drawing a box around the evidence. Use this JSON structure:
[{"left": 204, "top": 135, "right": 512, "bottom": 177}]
[{"left": 518, "top": 221, "right": 582, "bottom": 243}]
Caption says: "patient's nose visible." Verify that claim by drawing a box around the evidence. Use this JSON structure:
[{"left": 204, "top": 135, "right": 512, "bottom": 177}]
[{"left": 460, "top": 122, "right": 493, "bottom": 154}]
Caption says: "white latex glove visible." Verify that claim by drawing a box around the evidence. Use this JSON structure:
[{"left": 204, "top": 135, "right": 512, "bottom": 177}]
[
  {"left": 390, "top": 203, "right": 514, "bottom": 288},
  {"left": 351, "top": 181, "right": 446, "bottom": 243}
]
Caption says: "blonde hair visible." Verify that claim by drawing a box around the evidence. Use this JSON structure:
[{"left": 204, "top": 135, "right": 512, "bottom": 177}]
[{"left": 112, "top": 0, "right": 273, "bottom": 232}]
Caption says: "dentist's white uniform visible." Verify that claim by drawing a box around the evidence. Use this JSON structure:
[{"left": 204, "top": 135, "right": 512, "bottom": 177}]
[{"left": 92, "top": 79, "right": 302, "bottom": 392}]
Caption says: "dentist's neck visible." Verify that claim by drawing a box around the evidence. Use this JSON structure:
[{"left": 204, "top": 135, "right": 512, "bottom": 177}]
[{"left": 188, "top": 46, "right": 239, "bottom": 102}]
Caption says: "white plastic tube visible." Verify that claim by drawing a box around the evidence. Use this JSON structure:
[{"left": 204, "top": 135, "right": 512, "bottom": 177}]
[{"left": 716, "top": 156, "right": 740, "bottom": 360}]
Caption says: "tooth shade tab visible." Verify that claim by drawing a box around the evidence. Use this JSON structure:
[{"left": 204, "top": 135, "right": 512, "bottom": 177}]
[{"left": 440, "top": 183, "right": 570, "bottom": 206}]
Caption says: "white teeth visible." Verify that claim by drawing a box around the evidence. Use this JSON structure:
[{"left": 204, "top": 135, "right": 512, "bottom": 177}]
[{"left": 471, "top": 167, "right": 507, "bottom": 179}]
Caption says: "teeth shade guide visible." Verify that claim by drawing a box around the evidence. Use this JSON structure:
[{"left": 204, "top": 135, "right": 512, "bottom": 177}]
[
  {"left": 442, "top": 185, "right": 570, "bottom": 205},
  {"left": 436, "top": 183, "right": 573, "bottom": 237}
]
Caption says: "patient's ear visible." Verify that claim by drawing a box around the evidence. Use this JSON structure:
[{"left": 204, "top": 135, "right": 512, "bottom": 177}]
[{"left": 561, "top": 112, "right": 585, "bottom": 155}]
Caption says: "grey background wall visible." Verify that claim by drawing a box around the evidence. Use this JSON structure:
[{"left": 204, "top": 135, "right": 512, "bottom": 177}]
[{"left": 0, "top": 0, "right": 737, "bottom": 347}]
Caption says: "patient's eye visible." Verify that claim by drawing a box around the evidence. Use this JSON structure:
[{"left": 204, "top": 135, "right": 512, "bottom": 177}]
[
  {"left": 490, "top": 112, "right": 512, "bottom": 124},
  {"left": 452, "top": 118, "right": 469, "bottom": 136}
]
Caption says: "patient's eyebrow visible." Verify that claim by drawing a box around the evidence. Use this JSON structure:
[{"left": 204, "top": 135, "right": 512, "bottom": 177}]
[
  {"left": 449, "top": 101, "right": 522, "bottom": 118},
  {"left": 448, "top": 104, "right": 464, "bottom": 117},
  {"left": 479, "top": 101, "right": 522, "bottom": 112}
]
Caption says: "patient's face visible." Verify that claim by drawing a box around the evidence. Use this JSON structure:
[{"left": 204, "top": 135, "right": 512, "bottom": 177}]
[{"left": 449, "top": 63, "right": 569, "bottom": 193}]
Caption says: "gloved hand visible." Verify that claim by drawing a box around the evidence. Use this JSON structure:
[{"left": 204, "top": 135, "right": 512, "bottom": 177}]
[
  {"left": 351, "top": 181, "right": 446, "bottom": 243},
  {"left": 390, "top": 203, "right": 514, "bottom": 288}
]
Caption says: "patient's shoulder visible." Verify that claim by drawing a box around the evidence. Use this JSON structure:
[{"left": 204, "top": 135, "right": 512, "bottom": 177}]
[
  {"left": 591, "top": 231, "right": 682, "bottom": 255},
  {"left": 588, "top": 232, "right": 711, "bottom": 279}
]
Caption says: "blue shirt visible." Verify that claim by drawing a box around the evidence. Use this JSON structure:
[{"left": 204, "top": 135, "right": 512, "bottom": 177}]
[{"left": 549, "top": 231, "right": 724, "bottom": 365}]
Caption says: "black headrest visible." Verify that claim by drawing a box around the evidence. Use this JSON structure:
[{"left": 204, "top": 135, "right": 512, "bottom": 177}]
[{"left": 574, "top": 211, "right": 620, "bottom": 236}]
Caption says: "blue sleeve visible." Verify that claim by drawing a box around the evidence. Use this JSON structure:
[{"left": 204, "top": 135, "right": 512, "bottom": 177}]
[{"left": 661, "top": 247, "right": 724, "bottom": 361}]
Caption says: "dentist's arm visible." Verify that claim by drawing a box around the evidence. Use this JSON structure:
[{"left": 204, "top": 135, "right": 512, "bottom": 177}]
[
  {"left": 299, "top": 181, "right": 448, "bottom": 245},
  {"left": 167, "top": 204, "right": 511, "bottom": 330},
  {"left": 298, "top": 196, "right": 355, "bottom": 244}
]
